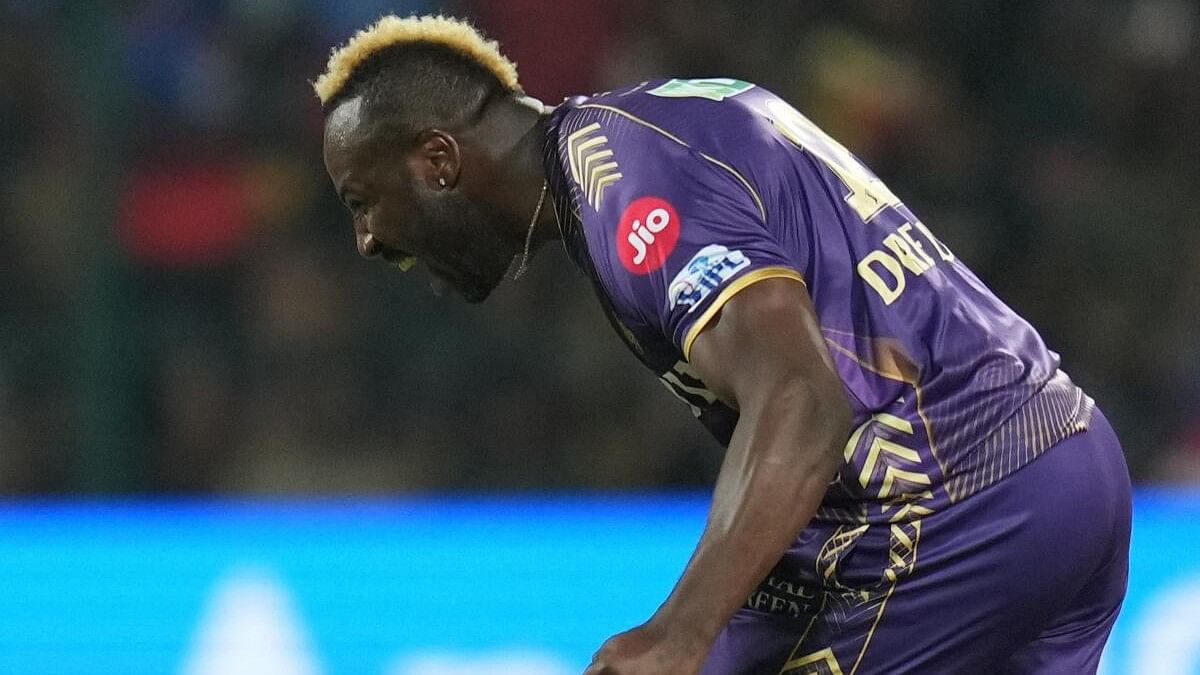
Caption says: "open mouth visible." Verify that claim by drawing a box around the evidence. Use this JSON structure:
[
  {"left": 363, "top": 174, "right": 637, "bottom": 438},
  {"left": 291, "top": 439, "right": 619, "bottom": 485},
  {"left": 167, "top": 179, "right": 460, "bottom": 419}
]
[
  {"left": 376, "top": 247, "right": 490, "bottom": 303},
  {"left": 379, "top": 248, "right": 417, "bottom": 272}
]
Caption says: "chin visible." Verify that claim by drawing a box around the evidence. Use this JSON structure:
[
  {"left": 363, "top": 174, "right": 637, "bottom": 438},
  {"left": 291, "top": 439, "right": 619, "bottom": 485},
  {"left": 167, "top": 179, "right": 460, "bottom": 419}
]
[
  {"left": 460, "top": 266, "right": 512, "bottom": 303},
  {"left": 456, "top": 275, "right": 501, "bottom": 303}
]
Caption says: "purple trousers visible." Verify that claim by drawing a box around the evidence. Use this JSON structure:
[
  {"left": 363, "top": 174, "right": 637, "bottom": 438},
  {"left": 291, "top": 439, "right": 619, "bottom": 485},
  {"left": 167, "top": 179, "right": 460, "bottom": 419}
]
[{"left": 701, "top": 409, "right": 1131, "bottom": 675}]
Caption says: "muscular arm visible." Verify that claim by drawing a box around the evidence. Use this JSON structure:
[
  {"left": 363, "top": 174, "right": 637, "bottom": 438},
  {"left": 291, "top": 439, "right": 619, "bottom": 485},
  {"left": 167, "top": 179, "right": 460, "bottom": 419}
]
[
  {"left": 654, "top": 276, "right": 852, "bottom": 644},
  {"left": 585, "top": 276, "right": 852, "bottom": 674}
]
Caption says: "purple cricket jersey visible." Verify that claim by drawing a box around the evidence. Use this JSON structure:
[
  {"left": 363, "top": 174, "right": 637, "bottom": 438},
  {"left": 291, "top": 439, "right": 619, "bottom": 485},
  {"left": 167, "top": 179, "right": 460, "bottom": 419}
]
[{"left": 541, "top": 78, "right": 1093, "bottom": 526}]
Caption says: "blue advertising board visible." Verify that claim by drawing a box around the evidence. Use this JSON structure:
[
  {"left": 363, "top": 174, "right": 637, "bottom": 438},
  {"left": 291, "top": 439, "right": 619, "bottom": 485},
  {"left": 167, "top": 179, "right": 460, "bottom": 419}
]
[{"left": 0, "top": 491, "right": 1195, "bottom": 674}]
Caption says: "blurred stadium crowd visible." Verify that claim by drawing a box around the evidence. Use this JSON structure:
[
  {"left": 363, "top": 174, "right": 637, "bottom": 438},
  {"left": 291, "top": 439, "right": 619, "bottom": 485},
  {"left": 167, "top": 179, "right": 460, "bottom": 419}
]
[{"left": 1, "top": 0, "right": 1196, "bottom": 493}]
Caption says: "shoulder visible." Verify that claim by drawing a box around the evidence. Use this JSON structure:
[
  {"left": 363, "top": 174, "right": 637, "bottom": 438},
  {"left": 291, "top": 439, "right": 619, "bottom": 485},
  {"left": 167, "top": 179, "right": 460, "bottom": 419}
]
[
  {"left": 550, "top": 79, "right": 771, "bottom": 227},
  {"left": 549, "top": 85, "right": 802, "bottom": 347},
  {"left": 552, "top": 91, "right": 766, "bottom": 281},
  {"left": 553, "top": 77, "right": 771, "bottom": 147}
]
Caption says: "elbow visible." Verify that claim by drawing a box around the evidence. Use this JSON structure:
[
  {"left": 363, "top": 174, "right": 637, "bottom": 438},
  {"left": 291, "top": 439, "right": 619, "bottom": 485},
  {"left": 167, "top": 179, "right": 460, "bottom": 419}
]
[
  {"left": 809, "top": 384, "right": 853, "bottom": 473},
  {"left": 764, "top": 377, "right": 852, "bottom": 474},
  {"left": 818, "top": 385, "right": 853, "bottom": 450}
]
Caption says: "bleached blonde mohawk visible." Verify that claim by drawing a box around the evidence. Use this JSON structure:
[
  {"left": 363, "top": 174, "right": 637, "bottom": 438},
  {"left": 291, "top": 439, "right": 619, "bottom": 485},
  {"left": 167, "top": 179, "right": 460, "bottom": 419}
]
[{"left": 313, "top": 14, "right": 520, "bottom": 105}]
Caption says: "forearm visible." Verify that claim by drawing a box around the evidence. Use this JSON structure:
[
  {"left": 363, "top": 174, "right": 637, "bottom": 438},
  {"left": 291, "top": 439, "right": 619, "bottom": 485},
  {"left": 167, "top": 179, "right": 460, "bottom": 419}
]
[{"left": 652, "top": 383, "right": 846, "bottom": 643}]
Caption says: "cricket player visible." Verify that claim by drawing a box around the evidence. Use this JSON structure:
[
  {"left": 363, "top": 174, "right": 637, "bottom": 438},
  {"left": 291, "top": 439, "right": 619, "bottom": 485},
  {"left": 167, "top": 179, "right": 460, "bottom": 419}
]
[{"left": 315, "top": 15, "right": 1131, "bottom": 675}]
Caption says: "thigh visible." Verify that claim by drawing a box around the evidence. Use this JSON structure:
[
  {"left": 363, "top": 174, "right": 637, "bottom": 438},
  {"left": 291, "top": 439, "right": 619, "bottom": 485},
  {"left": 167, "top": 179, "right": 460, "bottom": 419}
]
[
  {"left": 701, "top": 609, "right": 823, "bottom": 675},
  {"left": 1000, "top": 602, "right": 1122, "bottom": 675},
  {"left": 702, "top": 413, "right": 1131, "bottom": 675},
  {"left": 700, "top": 520, "right": 880, "bottom": 675},
  {"left": 701, "top": 518, "right": 930, "bottom": 675}
]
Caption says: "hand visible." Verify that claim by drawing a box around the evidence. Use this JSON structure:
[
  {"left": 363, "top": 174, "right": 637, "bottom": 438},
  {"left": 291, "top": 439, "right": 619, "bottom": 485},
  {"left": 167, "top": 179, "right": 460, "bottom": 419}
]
[{"left": 583, "top": 620, "right": 711, "bottom": 675}]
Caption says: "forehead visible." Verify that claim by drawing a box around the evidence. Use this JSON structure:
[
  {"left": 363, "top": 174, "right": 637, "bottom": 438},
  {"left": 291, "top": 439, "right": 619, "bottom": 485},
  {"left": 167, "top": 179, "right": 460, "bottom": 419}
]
[
  {"left": 322, "top": 97, "right": 372, "bottom": 179},
  {"left": 323, "top": 96, "right": 366, "bottom": 147}
]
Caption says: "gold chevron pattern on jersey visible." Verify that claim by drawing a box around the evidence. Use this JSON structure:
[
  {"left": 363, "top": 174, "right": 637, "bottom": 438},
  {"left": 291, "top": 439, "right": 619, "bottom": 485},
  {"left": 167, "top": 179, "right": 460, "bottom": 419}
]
[{"left": 566, "top": 122, "right": 622, "bottom": 210}]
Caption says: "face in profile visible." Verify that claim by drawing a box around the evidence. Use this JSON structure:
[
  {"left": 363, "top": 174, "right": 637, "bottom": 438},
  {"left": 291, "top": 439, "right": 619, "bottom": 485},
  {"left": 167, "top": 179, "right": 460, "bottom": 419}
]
[{"left": 322, "top": 96, "right": 522, "bottom": 303}]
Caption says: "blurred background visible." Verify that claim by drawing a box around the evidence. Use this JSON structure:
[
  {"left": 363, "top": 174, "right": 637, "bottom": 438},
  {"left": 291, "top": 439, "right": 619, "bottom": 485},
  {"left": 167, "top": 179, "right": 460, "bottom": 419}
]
[
  {"left": 2, "top": 0, "right": 1198, "bottom": 495},
  {"left": 1, "top": 1, "right": 1198, "bottom": 674}
]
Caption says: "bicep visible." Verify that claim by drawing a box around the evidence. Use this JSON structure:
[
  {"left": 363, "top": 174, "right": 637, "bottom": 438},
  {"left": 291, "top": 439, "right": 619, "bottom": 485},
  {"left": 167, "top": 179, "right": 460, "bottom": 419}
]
[{"left": 687, "top": 277, "right": 846, "bottom": 417}]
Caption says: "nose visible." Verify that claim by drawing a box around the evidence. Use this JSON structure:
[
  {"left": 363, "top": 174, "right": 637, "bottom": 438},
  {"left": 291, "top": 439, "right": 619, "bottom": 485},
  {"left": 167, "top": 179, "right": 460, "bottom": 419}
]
[{"left": 357, "top": 231, "right": 382, "bottom": 258}]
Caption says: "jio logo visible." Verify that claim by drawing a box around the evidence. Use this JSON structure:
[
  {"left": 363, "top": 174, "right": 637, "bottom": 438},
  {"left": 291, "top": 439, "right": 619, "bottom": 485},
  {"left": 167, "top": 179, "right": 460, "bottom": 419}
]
[{"left": 617, "top": 196, "right": 680, "bottom": 274}]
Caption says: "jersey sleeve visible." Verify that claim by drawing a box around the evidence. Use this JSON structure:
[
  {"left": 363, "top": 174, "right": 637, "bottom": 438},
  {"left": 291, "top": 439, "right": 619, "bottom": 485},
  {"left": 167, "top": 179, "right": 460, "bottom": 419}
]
[{"left": 571, "top": 106, "right": 806, "bottom": 360}]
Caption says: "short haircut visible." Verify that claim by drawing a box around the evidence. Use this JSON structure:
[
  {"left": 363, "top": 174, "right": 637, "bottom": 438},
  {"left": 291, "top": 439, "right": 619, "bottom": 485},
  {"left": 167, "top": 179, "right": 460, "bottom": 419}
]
[{"left": 313, "top": 15, "right": 522, "bottom": 143}]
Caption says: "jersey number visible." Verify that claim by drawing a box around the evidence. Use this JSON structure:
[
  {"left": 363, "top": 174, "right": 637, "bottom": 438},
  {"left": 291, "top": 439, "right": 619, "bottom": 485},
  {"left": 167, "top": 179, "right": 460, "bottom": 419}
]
[
  {"left": 647, "top": 78, "right": 755, "bottom": 101},
  {"left": 765, "top": 99, "right": 901, "bottom": 222}
]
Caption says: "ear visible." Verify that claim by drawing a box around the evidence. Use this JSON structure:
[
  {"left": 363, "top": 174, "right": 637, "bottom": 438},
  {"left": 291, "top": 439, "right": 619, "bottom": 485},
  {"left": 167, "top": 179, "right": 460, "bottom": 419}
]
[{"left": 409, "top": 129, "right": 462, "bottom": 191}]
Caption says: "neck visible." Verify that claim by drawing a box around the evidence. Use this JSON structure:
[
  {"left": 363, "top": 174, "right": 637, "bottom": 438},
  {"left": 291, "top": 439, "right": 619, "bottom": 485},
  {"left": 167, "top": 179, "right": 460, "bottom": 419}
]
[{"left": 467, "top": 94, "right": 559, "bottom": 248}]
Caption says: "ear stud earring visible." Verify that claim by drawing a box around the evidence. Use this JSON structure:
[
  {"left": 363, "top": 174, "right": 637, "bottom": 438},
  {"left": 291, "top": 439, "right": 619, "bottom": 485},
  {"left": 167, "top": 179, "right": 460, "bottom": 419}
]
[{"left": 438, "top": 177, "right": 447, "bottom": 188}]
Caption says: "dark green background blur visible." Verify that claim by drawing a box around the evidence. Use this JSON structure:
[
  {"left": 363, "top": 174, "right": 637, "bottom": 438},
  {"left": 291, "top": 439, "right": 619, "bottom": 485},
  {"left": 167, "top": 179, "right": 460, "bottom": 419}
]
[{"left": 1, "top": 0, "right": 1196, "bottom": 493}]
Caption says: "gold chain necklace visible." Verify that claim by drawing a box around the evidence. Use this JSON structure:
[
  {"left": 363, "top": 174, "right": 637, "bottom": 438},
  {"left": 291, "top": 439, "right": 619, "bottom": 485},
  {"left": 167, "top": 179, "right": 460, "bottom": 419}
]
[{"left": 511, "top": 178, "right": 548, "bottom": 279}]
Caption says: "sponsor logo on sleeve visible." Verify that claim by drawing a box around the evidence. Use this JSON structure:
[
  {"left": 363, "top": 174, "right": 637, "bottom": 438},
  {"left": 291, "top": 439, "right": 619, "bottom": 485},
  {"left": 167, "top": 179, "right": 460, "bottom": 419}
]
[
  {"left": 668, "top": 244, "right": 750, "bottom": 311},
  {"left": 617, "top": 196, "right": 680, "bottom": 274}
]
